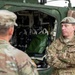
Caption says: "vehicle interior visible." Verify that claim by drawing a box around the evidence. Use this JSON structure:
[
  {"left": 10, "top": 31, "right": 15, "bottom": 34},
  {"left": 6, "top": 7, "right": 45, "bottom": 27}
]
[{"left": 10, "top": 9, "right": 57, "bottom": 71}]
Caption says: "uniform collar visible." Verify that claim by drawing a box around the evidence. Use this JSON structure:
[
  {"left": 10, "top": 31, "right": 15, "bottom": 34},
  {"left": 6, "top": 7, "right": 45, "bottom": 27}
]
[
  {"left": 59, "top": 35, "right": 75, "bottom": 45},
  {"left": 0, "top": 39, "right": 9, "bottom": 44}
]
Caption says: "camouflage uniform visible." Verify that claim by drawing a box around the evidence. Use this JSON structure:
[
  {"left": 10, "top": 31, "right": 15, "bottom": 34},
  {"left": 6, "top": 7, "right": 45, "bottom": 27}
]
[
  {"left": 0, "top": 39, "right": 39, "bottom": 75},
  {"left": 46, "top": 36, "right": 75, "bottom": 75}
]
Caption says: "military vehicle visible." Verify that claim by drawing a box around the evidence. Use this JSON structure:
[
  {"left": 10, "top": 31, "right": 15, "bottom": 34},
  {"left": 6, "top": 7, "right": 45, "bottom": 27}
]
[{"left": 0, "top": 0, "right": 75, "bottom": 75}]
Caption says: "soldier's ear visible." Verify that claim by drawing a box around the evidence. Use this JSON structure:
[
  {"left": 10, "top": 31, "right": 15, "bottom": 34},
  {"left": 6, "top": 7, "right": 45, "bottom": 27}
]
[
  {"left": 73, "top": 25, "right": 75, "bottom": 31},
  {"left": 8, "top": 26, "right": 14, "bottom": 36}
]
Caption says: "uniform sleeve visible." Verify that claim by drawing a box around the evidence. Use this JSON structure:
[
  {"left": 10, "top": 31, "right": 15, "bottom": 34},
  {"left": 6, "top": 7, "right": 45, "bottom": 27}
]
[
  {"left": 57, "top": 49, "right": 75, "bottom": 65},
  {"left": 15, "top": 50, "right": 39, "bottom": 75},
  {"left": 46, "top": 40, "right": 70, "bottom": 69},
  {"left": 18, "top": 60, "right": 39, "bottom": 75}
]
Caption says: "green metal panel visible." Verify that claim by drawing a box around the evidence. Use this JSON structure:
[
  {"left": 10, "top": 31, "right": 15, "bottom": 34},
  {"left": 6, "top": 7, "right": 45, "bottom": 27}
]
[
  {"left": 26, "top": 0, "right": 38, "bottom": 4},
  {"left": 38, "top": 67, "right": 54, "bottom": 75},
  {"left": 0, "top": 0, "right": 38, "bottom": 4}
]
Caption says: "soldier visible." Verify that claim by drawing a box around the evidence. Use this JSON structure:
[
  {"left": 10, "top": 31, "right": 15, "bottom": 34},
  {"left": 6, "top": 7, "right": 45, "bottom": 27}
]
[
  {"left": 46, "top": 17, "right": 75, "bottom": 75},
  {"left": 0, "top": 10, "right": 39, "bottom": 75}
]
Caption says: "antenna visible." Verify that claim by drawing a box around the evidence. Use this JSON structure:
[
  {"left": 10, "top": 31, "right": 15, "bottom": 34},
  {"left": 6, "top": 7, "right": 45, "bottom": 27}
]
[{"left": 66, "top": 0, "right": 71, "bottom": 8}]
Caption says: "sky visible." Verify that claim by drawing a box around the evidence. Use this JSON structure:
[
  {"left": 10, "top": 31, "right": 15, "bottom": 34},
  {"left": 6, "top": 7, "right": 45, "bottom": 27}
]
[{"left": 44, "top": 0, "right": 75, "bottom": 7}]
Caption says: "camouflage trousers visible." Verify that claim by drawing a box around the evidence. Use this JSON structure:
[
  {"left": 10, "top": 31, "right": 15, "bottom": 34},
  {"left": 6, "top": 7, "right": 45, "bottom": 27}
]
[
  {"left": 58, "top": 68, "right": 75, "bottom": 75},
  {"left": 52, "top": 68, "right": 75, "bottom": 75}
]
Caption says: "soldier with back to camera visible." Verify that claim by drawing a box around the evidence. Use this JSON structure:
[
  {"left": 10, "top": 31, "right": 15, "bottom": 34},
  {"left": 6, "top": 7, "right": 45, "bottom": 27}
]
[
  {"left": 46, "top": 17, "right": 75, "bottom": 75},
  {"left": 0, "top": 10, "right": 39, "bottom": 75}
]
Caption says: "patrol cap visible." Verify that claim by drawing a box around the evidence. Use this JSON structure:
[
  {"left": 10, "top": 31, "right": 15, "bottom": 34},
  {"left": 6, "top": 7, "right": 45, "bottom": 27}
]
[
  {"left": 0, "top": 10, "right": 17, "bottom": 27},
  {"left": 61, "top": 17, "right": 75, "bottom": 24}
]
